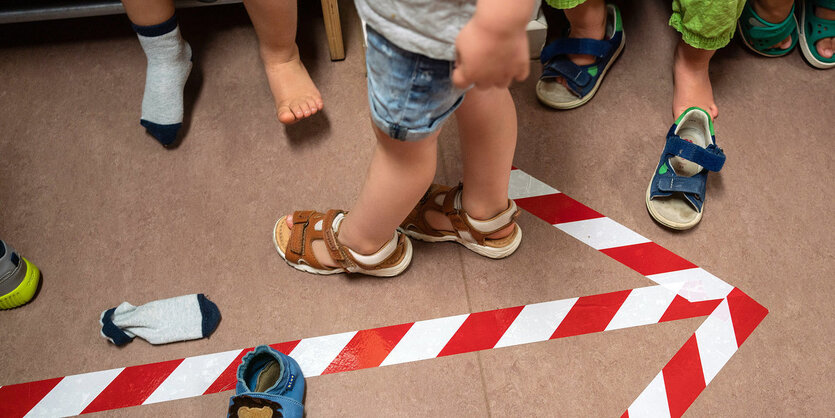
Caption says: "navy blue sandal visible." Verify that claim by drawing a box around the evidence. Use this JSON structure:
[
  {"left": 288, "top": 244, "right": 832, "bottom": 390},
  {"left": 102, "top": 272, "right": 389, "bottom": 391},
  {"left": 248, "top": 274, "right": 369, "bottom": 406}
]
[
  {"left": 646, "top": 107, "right": 726, "bottom": 230},
  {"left": 536, "top": 3, "right": 625, "bottom": 109}
]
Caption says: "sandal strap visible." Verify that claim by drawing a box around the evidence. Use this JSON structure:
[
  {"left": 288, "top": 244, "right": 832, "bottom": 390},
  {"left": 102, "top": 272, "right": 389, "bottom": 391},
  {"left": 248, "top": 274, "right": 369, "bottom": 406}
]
[
  {"left": 322, "top": 210, "right": 355, "bottom": 270},
  {"left": 540, "top": 38, "right": 611, "bottom": 64},
  {"left": 286, "top": 210, "right": 329, "bottom": 270},
  {"left": 804, "top": 3, "right": 835, "bottom": 46},
  {"left": 542, "top": 58, "right": 592, "bottom": 89},
  {"left": 663, "top": 135, "right": 726, "bottom": 172},
  {"left": 740, "top": 2, "right": 799, "bottom": 53},
  {"left": 442, "top": 184, "right": 519, "bottom": 246}
]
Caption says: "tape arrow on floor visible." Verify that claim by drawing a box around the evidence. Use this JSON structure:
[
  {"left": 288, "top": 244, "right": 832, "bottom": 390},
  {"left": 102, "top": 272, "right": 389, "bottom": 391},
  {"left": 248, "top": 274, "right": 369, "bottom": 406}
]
[{"left": 0, "top": 168, "right": 767, "bottom": 417}]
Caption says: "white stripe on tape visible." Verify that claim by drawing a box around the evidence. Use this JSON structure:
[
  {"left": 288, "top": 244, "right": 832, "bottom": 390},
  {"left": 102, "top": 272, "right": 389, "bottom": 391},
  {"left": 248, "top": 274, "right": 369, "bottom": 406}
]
[
  {"left": 695, "top": 300, "right": 738, "bottom": 385},
  {"left": 556, "top": 217, "right": 650, "bottom": 250},
  {"left": 380, "top": 314, "right": 469, "bottom": 366},
  {"left": 25, "top": 368, "right": 123, "bottom": 417},
  {"left": 647, "top": 268, "right": 733, "bottom": 302},
  {"left": 289, "top": 332, "right": 357, "bottom": 377},
  {"left": 627, "top": 372, "right": 672, "bottom": 418},
  {"left": 493, "top": 298, "right": 578, "bottom": 348},
  {"left": 605, "top": 286, "right": 679, "bottom": 331},
  {"left": 143, "top": 349, "right": 242, "bottom": 405},
  {"left": 508, "top": 169, "right": 559, "bottom": 200}
]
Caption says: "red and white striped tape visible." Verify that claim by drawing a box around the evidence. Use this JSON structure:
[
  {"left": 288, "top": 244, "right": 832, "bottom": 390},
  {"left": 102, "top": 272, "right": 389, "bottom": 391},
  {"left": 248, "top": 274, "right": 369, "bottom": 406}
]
[{"left": 0, "top": 168, "right": 767, "bottom": 417}]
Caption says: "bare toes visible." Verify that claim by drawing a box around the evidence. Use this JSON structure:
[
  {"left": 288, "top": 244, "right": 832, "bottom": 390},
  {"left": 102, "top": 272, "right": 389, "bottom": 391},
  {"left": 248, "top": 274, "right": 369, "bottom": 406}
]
[
  {"left": 277, "top": 106, "right": 297, "bottom": 124},
  {"left": 285, "top": 215, "right": 294, "bottom": 229},
  {"left": 816, "top": 37, "right": 835, "bottom": 58}
]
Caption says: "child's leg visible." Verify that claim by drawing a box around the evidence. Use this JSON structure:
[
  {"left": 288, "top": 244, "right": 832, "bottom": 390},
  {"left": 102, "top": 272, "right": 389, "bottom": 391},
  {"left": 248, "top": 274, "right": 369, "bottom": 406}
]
[
  {"left": 562, "top": 0, "right": 607, "bottom": 66},
  {"left": 673, "top": 40, "right": 718, "bottom": 119},
  {"left": 122, "top": 0, "right": 174, "bottom": 26},
  {"left": 669, "top": 0, "right": 747, "bottom": 119},
  {"left": 243, "top": 0, "right": 323, "bottom": 125},
  {"left": 283, "top": 125, "right": 439, "bottom": 267},
  {"left": 123, "top": 0, "right": 192, "bottom": 147},
  {"left": 421, "top": 87, "right": 518, "bottom": 239}
]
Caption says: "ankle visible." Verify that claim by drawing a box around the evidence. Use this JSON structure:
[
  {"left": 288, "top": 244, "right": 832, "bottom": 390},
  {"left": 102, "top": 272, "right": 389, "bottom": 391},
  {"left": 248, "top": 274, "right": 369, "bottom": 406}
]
[
  {"left": 752, "top": 0, "right": 793, "bottom": 23},
  {"left": 260, "top": 44, "right": 300, "bottom": 67},
  {"left": 337, "top": 221, "right": 393, "bottom": 256}
]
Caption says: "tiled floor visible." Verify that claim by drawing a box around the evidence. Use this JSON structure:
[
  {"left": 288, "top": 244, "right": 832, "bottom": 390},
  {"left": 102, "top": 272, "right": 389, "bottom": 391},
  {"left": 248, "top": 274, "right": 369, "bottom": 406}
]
[{"left": 1, "top": 0, "right": 833, "bottom": 416}]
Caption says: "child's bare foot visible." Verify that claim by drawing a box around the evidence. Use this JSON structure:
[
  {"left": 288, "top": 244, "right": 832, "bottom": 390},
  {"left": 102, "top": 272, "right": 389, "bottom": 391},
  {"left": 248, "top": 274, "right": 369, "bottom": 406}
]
[
  {"left": 673, "top": 41, "right": 719, "bottom": 120},
  {"left": 752, "top": 0, "right": 795, "bottom": 50},
  {"left": 815, "top": 5, "right": 835, "bottom": 58},
  {"left": 262, "top": 45, "right": 323, "bottom": 125}
]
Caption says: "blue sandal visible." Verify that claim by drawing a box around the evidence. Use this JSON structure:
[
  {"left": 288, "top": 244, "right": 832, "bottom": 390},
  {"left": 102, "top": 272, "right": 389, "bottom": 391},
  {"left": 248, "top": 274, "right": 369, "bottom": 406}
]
[
  {"left": 738, "top": 1, "right": 799, "bottom": 57},
  {"left": 536, "top": 3, "right": 625, "bottom": 110},
  {"left": 646, "top": 107, "right": 726, "bottom": 230},
  {"left": 799, "top": 0, "right": 835, "bottom": 68}
]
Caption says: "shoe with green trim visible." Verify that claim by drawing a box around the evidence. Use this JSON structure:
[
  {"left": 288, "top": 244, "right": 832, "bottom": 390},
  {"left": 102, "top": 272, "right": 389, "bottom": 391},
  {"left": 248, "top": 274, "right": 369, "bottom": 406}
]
[
  {"left": 646, "top": 107, "right": 726, "bottom": 230},
  {"left": 536, "top": 3, "right": 625, "bottom": 110},
  {"left": 0, "top": 240, "right": 41, "bottom": 310}
]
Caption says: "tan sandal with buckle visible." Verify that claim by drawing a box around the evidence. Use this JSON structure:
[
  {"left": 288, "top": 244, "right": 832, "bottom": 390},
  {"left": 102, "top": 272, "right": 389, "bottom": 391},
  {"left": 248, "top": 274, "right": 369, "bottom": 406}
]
[
  {"left": 273, "top": 209, "right": 413, "bottom": 277},
  {"left": 400, "top": 184, "right": 522, "bottom": 259}
]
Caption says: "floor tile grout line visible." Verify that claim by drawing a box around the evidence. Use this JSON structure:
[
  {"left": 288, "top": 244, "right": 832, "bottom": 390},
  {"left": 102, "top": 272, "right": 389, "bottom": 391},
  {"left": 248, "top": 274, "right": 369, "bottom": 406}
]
[{"left": 453, "top": 246, "right": 493, "bottom": 418}]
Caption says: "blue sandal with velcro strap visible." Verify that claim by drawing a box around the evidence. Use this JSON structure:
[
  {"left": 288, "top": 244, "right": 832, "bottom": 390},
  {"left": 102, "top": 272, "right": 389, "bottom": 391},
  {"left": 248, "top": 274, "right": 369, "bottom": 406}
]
[
  {"left": 646, "top": 107, "right": 726, "bottom": 230},
  {"left": 738, "top": 1, "right": 799, "bottom": 57},
  {"left": 536, "top": 3, "right": 625, "bottom": 110}
]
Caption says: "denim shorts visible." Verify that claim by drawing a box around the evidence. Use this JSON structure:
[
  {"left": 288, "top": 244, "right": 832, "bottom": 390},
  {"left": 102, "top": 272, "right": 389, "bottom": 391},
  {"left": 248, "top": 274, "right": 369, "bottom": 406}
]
[{"left": 365, "top": 26, "right": 467, "bottom": 141}]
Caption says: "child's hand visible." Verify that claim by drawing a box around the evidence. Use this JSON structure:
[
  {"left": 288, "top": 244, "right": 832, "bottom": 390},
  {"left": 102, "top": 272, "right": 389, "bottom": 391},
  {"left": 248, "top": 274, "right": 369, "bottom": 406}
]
[{"left": 452, "top": 7, "right": 531, "bottom": 89}]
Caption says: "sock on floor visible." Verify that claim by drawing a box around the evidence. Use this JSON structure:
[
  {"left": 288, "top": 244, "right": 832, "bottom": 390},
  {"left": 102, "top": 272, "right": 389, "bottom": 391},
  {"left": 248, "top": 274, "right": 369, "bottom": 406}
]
[
  {"left": 132, "top": 15, "right": 192, "bottom": 147},
  {"left": 100, "top": 294, "right": 220, "bottom": 346}
]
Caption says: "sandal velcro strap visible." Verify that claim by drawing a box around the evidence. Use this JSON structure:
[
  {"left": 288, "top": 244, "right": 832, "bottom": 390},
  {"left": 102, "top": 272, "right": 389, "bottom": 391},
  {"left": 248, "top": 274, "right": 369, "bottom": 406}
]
[
  {"left": 541, "top": 59, "right": 592, "bottom": 88},
  {"left": 539, "top": 38, "right": 611, "bottom": 64},
  {"left": 748, "top": 10, "right": 797, "bottom": 47},
  {"left": 287, "top": 210, "right": 315, "bottom": 258},
  {"left": 663, "top": 136, "right": 726, "bottom": 172},
  {"left": 322, "top": 210, "right": 355, "bottom": 269},
  {"left": 655, "top": 174, "right": 706, "bottom": 196}
]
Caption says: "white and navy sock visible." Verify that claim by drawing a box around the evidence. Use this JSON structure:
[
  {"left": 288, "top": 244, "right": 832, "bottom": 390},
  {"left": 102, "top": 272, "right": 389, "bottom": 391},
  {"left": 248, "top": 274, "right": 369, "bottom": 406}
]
[
  {"left": 132, "top": 15, "right": 192, "bottom": 147},
  {"left": 100, "top": 294, "right": 220, "bottom": 346}
]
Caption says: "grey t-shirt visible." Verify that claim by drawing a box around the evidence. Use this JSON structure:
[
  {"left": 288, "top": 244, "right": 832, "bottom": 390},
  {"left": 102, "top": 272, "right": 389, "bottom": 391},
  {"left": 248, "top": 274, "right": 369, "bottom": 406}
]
[{"left": 355, "top": 0, "right": 477, "bottom": 62}]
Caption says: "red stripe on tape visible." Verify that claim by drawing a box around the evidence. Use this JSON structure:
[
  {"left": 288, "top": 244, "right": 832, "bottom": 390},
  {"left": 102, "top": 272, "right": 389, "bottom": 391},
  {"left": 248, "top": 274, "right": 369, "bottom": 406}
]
[
  {"left": 322, "top": 323, "right": 414, "bottom": 374},
  {"left": 205, "top": 340, "right": 301, "bottom": 395},
  {"left": 0, "top": 377, "right": 62, "bottom": 418},
  {"left": 82, "top": 359, "right": 184, "bottom": 414},
  {"left": 438, "top": 306, "right": 524, "bottom": 356},
  {"left": 726, "top": 288, "right": 768, "bottom": 348},
  {"left": 659, "top": 296, "right": 723, "bottom": 323},
  {"left": 551, "top": 290, "right": 631, "bottom": 338},
  {"left": 662, "top": 335, "right": 706, "bottom": 418},
  {"left": 514, "top": 193, "right": 603, "bottom": 225},
  {"left": 600, "top": 242, "right": 697, "bottom": 276},
  {"left": 621, "top": 411, "right": 629, "bottom": 418}
]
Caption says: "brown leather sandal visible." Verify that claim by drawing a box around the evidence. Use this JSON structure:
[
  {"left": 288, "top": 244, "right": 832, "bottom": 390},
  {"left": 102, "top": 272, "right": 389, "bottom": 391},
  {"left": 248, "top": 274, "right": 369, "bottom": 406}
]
[
  {"left": 273, "top": 209, "right": 412, "bottom": 277},
  {"left": 400, "top": 184, "right": 522, "bottom": 259}
]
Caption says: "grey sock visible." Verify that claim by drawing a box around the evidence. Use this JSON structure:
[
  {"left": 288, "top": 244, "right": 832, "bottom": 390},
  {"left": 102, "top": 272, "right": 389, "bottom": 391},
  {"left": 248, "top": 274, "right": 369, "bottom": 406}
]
[
  {"left": 134, "top": 18, "right": 192, "bottom": 146},
  {"left": 100, "top": 294, "right": 220, "bottom": 345}
]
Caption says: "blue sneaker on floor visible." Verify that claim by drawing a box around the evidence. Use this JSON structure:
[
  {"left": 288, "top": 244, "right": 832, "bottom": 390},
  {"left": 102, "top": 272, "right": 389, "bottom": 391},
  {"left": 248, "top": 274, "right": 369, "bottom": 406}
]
[{"left": 227, "top": 345, "right": 305, "bottom": 418}]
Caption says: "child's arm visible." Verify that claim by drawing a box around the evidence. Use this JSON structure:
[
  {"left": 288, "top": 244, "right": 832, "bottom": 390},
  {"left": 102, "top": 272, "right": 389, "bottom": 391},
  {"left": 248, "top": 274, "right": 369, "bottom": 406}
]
[{"left": 452, "top": 0, "right": 536, "bottom": 89}]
